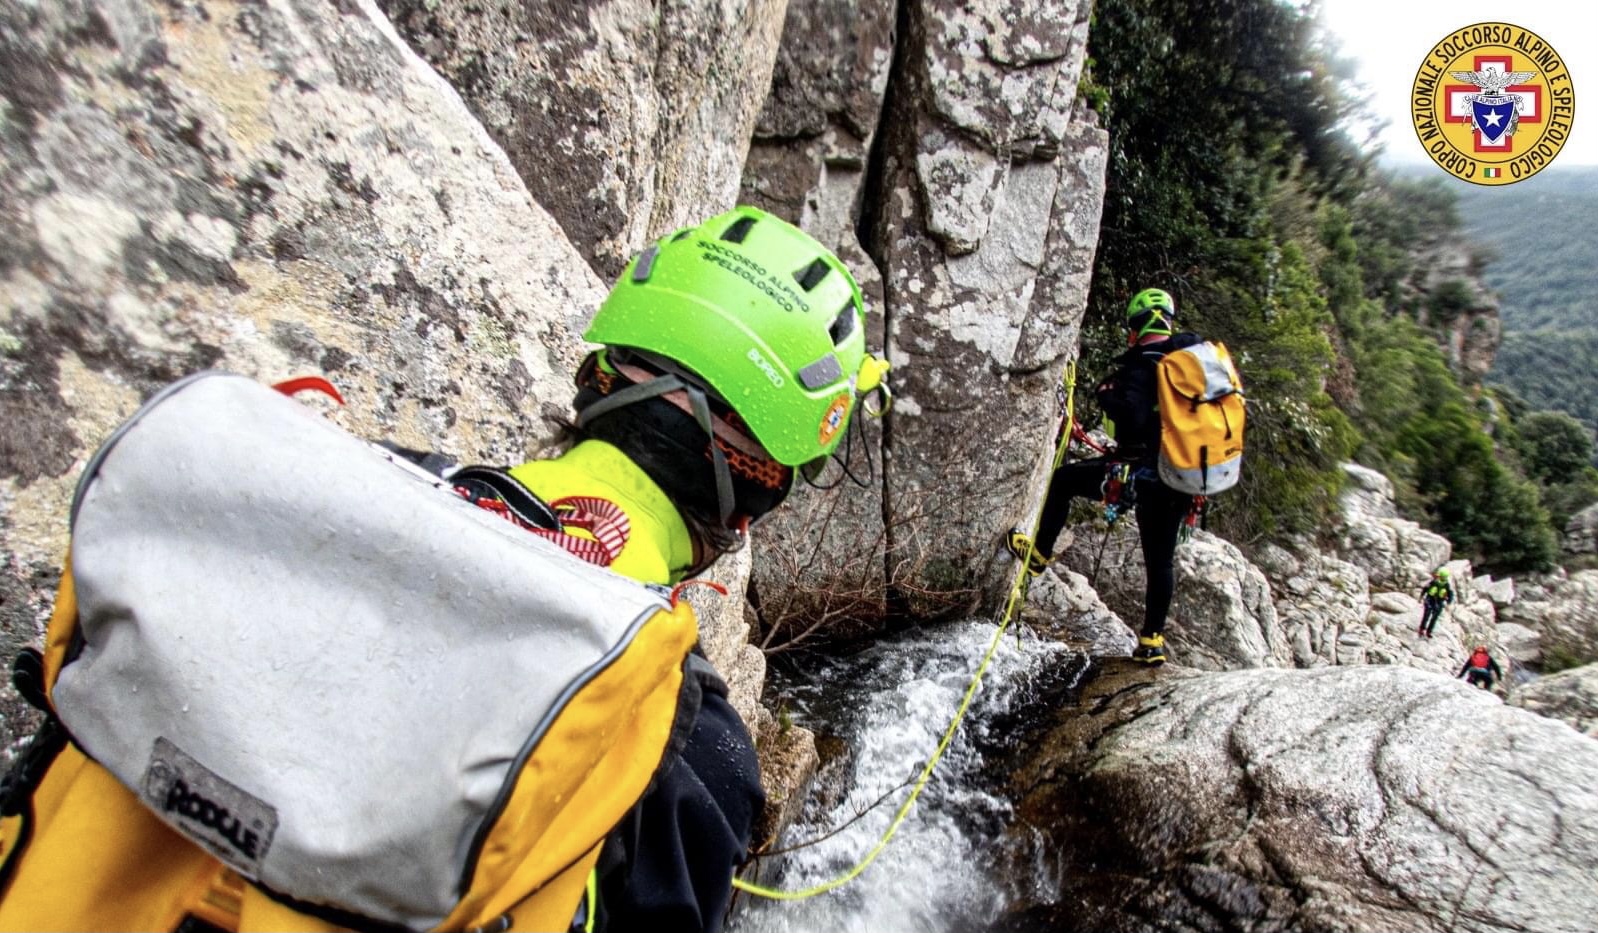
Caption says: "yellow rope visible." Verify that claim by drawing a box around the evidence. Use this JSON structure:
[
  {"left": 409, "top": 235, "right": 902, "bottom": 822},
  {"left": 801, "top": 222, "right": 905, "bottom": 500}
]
[{"left": 732, "top": 360, "right": 1078, "bottom": 902}]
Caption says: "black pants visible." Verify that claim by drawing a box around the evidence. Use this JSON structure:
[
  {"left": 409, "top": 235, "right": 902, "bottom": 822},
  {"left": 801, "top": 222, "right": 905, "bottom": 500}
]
[
  {"left": 594, "top": 680, "right": 763, "bottom": 933},
  {"left": 1033, "top": 457, "right": 1193, "bottom": 638},
  {"left": 1465, "top": 669, "right": 1494, "bottom": 690},
  {"left": 1420, "top": 597, "right": 1446, "bottom": 635}
]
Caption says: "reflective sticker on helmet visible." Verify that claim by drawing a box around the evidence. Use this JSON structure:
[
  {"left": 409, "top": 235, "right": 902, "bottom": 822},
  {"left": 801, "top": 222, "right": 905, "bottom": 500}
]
[
  {"left": 798, "top": 353, "right": 843, "bottom": 389},
  {"left": 819, "top": 394, "right": 850, "bottom": 445}
]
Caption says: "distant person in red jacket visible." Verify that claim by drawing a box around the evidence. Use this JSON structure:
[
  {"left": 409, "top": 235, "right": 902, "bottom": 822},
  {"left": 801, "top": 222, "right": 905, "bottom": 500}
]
[{"left": 1459, "top": 644, "right": 1504, "bottom": 690}]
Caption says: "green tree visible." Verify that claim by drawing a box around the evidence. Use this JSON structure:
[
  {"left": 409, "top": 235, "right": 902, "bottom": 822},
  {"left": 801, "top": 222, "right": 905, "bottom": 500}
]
[
  {"left": 1085, "top": 0, "right": 1363, "bottom": 541},
  {"left": 1515, "top": 411, "right": 1597, "bottom": 483},
  {"left": 1084, "top": 0, "right": 1568, "bottom": 570}
]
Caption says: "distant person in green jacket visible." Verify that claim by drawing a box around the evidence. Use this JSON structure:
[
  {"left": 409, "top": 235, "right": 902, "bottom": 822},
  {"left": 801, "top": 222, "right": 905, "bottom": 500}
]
[{"left": 1417, "top": 567, "right": 1454, "bottom": 638}]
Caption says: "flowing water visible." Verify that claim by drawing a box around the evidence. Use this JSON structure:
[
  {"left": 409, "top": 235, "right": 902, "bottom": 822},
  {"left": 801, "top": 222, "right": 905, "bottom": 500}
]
[{"left": 727, "top": 621, "right": 1088, "bottom": 933}]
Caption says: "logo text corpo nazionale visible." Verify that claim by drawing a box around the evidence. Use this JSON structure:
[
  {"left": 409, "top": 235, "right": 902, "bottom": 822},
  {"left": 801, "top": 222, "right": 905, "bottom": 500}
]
[{"left": 1411, "top": 22, "right": 1575, "bottom": 185}]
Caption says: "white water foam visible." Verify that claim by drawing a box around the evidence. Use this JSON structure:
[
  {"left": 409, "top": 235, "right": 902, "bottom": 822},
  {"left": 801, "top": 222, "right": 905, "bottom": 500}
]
[{"left": 728, "top": 621, "right": 1075, "bottom": 933}]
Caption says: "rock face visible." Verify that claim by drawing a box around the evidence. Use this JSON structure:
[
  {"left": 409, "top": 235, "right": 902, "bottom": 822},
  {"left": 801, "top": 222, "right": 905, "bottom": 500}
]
[
  {"left": 0, "top": 0, "right": 598, "bottom": 746},
  {"left": 1001, "top": 663, "right": 1598, "bottom": 933},
  {"left": 867, "top": 0, "right": 1107, "bottom": 616},
  {"left": 1253, "top": 540, "right": 1369, "bottom": 667},
  {"left": 378, "top": 0, "right": 788, "bottom": 282},
  {"left": 1407, "top": 237, "right": 1502, "bottom": 387},
  {"left": 1510, "top": 663, "right": 1598, "bottom": 738},
  {"left": 748, "top": 0, "right": 1110, "bottom": 627},
  {"left": 1499, "top": 568, "right": 1598, "bottom": 668},
  {"left": 1566, "top": 501, "right": 1598, "bottom": 555},
  {"left": 737, "top": 0, "right": 897, "bottom": 643},
  {"left": 1332, "top": 464, "right": 1452, "bottom": 593}
]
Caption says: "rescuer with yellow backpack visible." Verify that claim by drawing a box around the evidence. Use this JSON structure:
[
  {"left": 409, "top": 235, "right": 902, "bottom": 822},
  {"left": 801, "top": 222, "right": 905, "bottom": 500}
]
[
  {"left": 1006, "top": 287, "right": 1244, "bottom": 666},
  {"left": 0, "top": 206, "right": 890, "bottom": 933}
]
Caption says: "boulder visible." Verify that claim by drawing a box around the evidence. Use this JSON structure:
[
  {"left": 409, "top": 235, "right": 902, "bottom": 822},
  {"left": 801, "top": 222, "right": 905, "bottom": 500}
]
[
  {"left": 1495, "top": 621, "right": 1542, "bottom": 667},
  {"left": 1061, "top": 526, "right": 1288, "bottom": 671},
  {"left": 1475, "top": 573, "right": 1516, "bottom": 607},
  {"left": 1000, "top": 664, "right": 1598, "bottom": 933},
  {"left": 1510, "top": 663, "right": 1598, "bottom": 739},
  {"left": 752, "top": 706, "right": 821, "bottom": 851},
  {"left": 1165, "top": 532, "right": 1290, "bottom": 671},
  {"left": 1022, "top": 568, "right": 1135, "bottom": 657},
  {"left": 1335, "top": 627, "right": 1371, "bottom": 666},
  {"left": 1500, "top": 569, "right": 1598, "bottom": 669},
  {"left": 1338, "top": 462, "right": 1396, "bottom": 521}
]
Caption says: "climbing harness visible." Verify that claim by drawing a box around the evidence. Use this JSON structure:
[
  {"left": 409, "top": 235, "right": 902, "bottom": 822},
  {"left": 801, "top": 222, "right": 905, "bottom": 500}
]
[
  {"left": 1101, "top": 462, "right": 1137, "bottom": 524},
  {"left": 733, "top": 360, "right": 1078, "bottom": 902},
  {"left": 1089, "top": 470, "right": 1202, "bottom": 586},
  {"left": 1088, "top": 462, "right": 1157, "bottom": 588}
]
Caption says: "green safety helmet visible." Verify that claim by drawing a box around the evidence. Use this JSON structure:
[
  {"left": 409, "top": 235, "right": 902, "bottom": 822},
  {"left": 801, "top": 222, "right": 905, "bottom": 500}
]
[
  {"left": 1126, "top": 287, "right": 1176, "bottom": 338},
  {"left": 1435, "top": 567, "right": 1450, "bottom": 578},
  {"left": 584, "top": 205, "right": 885, "bottom": 467}
]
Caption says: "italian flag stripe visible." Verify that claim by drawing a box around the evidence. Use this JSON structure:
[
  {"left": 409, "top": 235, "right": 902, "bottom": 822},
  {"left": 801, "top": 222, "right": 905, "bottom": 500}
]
[{"left": 1484, "top": 167, "right": 1502, "bottom": 178}]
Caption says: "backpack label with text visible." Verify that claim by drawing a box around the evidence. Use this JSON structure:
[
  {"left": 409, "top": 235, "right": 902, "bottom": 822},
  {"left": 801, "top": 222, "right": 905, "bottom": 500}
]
[{"left": 1155, "top": 341, "right": 1245, "bottom": 495}]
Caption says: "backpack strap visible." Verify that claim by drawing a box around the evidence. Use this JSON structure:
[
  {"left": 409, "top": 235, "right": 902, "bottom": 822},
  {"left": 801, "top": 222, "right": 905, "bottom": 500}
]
[
  {"left": 450, "top": 466, "right": 562, "bottom": 531},
  {"left": 0, "top": 649, "right": 70, "bottom": 898},
  {"left": 375, "top": 443, "right": 563, "bottom": 532}
]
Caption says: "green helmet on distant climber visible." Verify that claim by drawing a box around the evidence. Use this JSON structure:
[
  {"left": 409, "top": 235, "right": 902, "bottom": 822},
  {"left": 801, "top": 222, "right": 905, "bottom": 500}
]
[{"left": 1126, "top": 287, "right": 1176, "bottom": 338}]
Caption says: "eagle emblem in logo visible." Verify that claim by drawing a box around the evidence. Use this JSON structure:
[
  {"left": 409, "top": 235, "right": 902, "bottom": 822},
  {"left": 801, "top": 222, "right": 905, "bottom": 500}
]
[{"left": 1450, "top": 65, "right": 1538, "bottom": 144}]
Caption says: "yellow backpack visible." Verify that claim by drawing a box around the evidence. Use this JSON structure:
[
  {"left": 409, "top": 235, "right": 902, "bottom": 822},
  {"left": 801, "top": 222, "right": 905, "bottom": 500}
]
[
  {"left": 1154, "top": 340, "right": 1246, "bottom": 495},
  {"left": 0, "top": 372, "right": 703, "bottom": 932}
]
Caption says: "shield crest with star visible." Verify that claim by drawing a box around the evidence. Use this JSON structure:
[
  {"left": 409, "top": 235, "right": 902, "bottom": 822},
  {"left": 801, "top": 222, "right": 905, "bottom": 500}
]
[{"left": 1470, "top": 95, "right": 1515, "bottom": 143}]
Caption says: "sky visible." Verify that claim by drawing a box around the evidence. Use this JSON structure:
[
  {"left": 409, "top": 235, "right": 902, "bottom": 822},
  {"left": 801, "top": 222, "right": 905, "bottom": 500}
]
[{"left": 1318, "top": 0, "right": 1598, "bottom": 167}]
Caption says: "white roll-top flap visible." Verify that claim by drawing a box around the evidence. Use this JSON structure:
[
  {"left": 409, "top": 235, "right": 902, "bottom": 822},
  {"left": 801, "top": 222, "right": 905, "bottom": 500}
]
[{"left": 56, "top": 372, "right": 671, "bottom": 929}]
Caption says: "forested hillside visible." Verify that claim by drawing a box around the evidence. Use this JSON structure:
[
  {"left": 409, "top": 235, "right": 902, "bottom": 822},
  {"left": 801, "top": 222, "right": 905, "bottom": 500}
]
[
  {"left": 1453, "top": 167, "right": 1598, "bottom": 455},
  {"left": 1455, "top": 167, "right": 1598, "bottom": 332},
  {"left": 1082, "top": 0, "right": 1594, "bottom": 571}
]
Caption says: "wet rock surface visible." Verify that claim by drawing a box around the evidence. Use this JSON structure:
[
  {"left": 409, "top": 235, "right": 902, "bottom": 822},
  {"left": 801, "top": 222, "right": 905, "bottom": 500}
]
[{"left": 994, "top": 662, "right": 1598, "bottom": 933}]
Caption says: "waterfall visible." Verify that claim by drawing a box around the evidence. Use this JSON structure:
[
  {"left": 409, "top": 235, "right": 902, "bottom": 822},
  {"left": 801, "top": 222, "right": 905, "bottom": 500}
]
[{"left": 728, "top": 621, "right": 1085, "bottom": 933}]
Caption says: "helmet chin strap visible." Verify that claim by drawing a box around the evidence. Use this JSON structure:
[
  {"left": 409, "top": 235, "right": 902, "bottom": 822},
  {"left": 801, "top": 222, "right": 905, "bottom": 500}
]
[{"left": 576, "top": 367, "right": 741, "bottom": 534}]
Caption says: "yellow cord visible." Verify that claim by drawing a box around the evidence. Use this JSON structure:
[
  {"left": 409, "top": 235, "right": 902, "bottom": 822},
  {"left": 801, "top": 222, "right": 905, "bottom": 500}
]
[{"left": 732, "top": 360, "right": 1078, "bottom": 902}]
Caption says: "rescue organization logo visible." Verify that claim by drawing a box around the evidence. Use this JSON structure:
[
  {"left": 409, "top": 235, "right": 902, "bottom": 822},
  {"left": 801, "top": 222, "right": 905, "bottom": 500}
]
[{"left": 1410, "top": 23, "right": 1575, "bottom": 185}]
